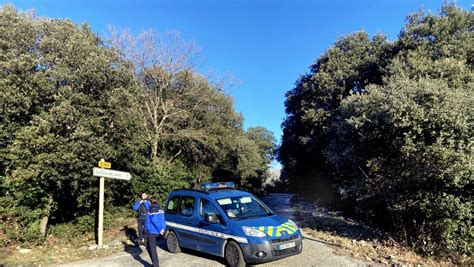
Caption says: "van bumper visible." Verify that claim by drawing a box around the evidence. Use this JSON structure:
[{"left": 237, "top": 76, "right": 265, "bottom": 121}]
[{"left": 240, "top": 235, "right": 303, "bottom": 264}]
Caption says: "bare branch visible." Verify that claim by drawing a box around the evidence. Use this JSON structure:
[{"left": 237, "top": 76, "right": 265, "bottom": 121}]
[
  {"left": 167, "top": 149, "right": 182, "bottom": 163},
  {"left": 108, "top": 28, "right": 224, "bottom": 161}
]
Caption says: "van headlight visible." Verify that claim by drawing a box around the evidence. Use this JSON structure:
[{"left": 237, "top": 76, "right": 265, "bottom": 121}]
[{"left": 242, "top": 226, "right": 266, "bottom": 237}]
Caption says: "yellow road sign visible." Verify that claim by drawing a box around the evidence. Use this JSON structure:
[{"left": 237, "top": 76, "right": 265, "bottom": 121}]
[{"left": 98, "top": 160, "right": 111, "bottom": 169}]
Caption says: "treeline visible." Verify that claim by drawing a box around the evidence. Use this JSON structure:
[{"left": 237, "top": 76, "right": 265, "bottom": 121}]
[
  {"left": 279, "top": 4, "right": 472, "bottom": 258},
  {"left": 0, "top": 5, "right": 275, "bottom": 244}
]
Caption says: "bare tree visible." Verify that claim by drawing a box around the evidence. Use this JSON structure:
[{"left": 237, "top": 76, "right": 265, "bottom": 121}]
[{"left": 109, "top": 28, "right": 220, "bottom": 162}]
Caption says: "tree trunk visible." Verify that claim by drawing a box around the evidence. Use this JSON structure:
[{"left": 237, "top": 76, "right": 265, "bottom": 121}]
[
  {"left": 40, "top": 215, "right": 49, "bottom": 238},
  {"left": 151, "top": 137, "right": 158, "bottom": 162},
  {"left": 40, "top": 195, "right": 54, "bottom": 239}
]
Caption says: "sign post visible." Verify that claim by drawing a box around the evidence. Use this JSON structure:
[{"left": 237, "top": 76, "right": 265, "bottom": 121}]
[
  {"left": 93, "top": 159, "right": 131, "bottom": 249},
  {"left": 98, "top": 175, "right": 105, "bottom": 248}
]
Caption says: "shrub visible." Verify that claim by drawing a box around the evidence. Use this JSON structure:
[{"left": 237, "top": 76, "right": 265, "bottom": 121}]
[
  {"left": 329, "top": 79, "right": 472, "bottom": 257},
  {"left": 279, "top": 3, "right": 473, "bottom": 259}
]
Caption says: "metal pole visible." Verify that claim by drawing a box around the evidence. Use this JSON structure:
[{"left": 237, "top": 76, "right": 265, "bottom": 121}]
[{"left": 98, "top": 176, "right": 105, "bottom": 248}]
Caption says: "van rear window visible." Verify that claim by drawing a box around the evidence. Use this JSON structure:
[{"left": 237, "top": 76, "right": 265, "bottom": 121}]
[{"left": 166, "top": 196, "right": 180, "bottom": 213}]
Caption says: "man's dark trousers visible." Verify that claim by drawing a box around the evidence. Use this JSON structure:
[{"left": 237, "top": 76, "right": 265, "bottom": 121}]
[
  {"left": 146, "top": 233, "right": 160, "bottom": 267},
  {"left": 137, "top": 217, "right": 146, "bottom": 242}
]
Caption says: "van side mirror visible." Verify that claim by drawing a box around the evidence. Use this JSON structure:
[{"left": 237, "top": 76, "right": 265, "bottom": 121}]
[{"left": 204, "top": 213, "right": 220, "bottom": 224}]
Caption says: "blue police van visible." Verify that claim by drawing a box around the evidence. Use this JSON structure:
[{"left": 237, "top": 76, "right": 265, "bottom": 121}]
[{"left": 164, "top": 182, "right": 303, "bottom": 267}]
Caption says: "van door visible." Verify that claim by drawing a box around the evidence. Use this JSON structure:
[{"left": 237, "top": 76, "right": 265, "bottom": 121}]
[
  {"left": 171, "top": 195, "right": 198, "bottom": 249},
  {"left": 166, "top": 195, "right": 199, "bottom": 249},
  {"left": 195, "top": 197, "right": 228, "bottom": 256}
]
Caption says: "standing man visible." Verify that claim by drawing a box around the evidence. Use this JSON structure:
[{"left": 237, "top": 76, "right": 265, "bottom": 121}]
[
  {"left": 145, "top": 197, "right": 166, "bottom": 267},
  {"left": 133, "top": 192, "right": 150, "bottom": 245}
]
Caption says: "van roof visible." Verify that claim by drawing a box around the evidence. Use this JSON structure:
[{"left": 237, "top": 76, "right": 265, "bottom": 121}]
[{"left": 170, "top": 188, "right": 252, "bottom": 200}]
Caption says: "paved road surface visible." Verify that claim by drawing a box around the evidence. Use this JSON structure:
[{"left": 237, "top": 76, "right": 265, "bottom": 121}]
[{"left": 60, "top": 194, "right": 369, "bottom": 267}]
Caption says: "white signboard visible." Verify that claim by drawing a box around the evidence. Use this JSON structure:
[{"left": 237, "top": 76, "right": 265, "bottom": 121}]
[{"left": 93, "top": 167, "right": 131, "bottom": 181}]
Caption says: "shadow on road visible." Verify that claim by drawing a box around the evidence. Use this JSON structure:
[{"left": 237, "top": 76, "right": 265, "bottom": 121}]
[
  {"left": 157, "top": 238, "right": 228, "bottom": 266},
  {"left": 155, "top": 237, "right": 169, "bottom": 251},
  {"left": 122, "top": 226, "right": 153, "bottom": 266},
  {"left": 179, "top": 247, "right": 227, "bottom": 266},
  {"left": 123, "top": 225, "right": 138, "bottom": 244},
  {"left": 122, "top": 232, "right": 227, "bottom": 267},
  {"left": 123, "top": 242, "right": 152, "bottom": 267}
]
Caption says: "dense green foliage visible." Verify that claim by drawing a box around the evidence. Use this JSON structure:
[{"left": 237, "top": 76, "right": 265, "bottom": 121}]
[
  {"left": 280, "top": 4, "right": 472, "bottom": 257},
  {"left": 0, "top": 5, "right": 275, "bottom": 244}
]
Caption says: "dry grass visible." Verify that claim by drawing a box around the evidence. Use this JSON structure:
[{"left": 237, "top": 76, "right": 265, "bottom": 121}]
[
  {"left": 302, "top": 228, "right": 453, "bottom": 266},
  {"left": 293, "top": 200, "right": 462, "bottom": 266},
  {"left": 1, "top": 217, "right": 137, "bottom": 266}
]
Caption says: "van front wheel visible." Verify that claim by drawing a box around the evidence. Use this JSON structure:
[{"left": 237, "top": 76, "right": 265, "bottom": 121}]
[
  {"left": 225, "top": 240, "right": 245, "bottom": 267},
  {"left": 166, "top": 231, "right": 181, "bottom": 253}
]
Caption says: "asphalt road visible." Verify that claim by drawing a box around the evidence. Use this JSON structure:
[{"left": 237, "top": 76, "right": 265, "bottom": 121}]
[{"left": 60, "top": 194, "right": 369, "bottom": 267}]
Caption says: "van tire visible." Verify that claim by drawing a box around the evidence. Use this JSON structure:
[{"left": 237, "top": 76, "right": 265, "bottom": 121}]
[
  {"left": 224, "top": 240, "right": 246, "bottom": 267},
  {"left": 166, "top": 231, "right": 181, "bottom": 253}
]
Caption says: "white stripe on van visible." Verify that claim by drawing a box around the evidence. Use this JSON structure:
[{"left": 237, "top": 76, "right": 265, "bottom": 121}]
[
  {"left": 149, "top": 211, "right": 164, "bottom": 215},
  {"left": 166, "top": 221, "right": 248, "bottom": 244}
]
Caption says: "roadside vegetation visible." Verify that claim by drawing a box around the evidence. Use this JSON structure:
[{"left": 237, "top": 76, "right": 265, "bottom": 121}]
[
  {"left": 293, "top": 198, "right": 468, "bottom": 265},
  {"left": 1, "top": 210, "right": 138, "bottom": 265},
  {"left": 1, "top": 2, "right": 472, "bottom": 266},
  {"left": 279, "top": 3, "right": 472, "bottom": 263},
  {"left": 0, "top": 4, "right": 275, "bottom": 253}
]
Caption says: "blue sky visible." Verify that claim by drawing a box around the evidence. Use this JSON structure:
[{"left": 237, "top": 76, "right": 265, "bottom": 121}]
[{"left": 7, "top": 0, "right": 473, "bottom": 145}]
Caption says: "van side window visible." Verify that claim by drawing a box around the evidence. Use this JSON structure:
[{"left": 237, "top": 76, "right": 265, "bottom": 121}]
[
  {"left": 166, "top": 196, "right": 180, "bottom": 213},
  {"left": 199, "top": 199, "right": 219, "bottom": 217},
  {"left": 199, "top": 198, "right": 223, "bottom": 224},
  {"left": 179, "top": 196, "right": 195, "bottom": 217}
]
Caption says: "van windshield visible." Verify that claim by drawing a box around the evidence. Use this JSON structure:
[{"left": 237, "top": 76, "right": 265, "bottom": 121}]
[{"left": 216, "top": 196, "right": 273, "bottom": 220}]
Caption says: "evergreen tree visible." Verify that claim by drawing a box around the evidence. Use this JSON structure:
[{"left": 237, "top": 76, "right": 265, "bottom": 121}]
[{"left": 279, "top": 3, "right": 473, "bottom": 257}]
